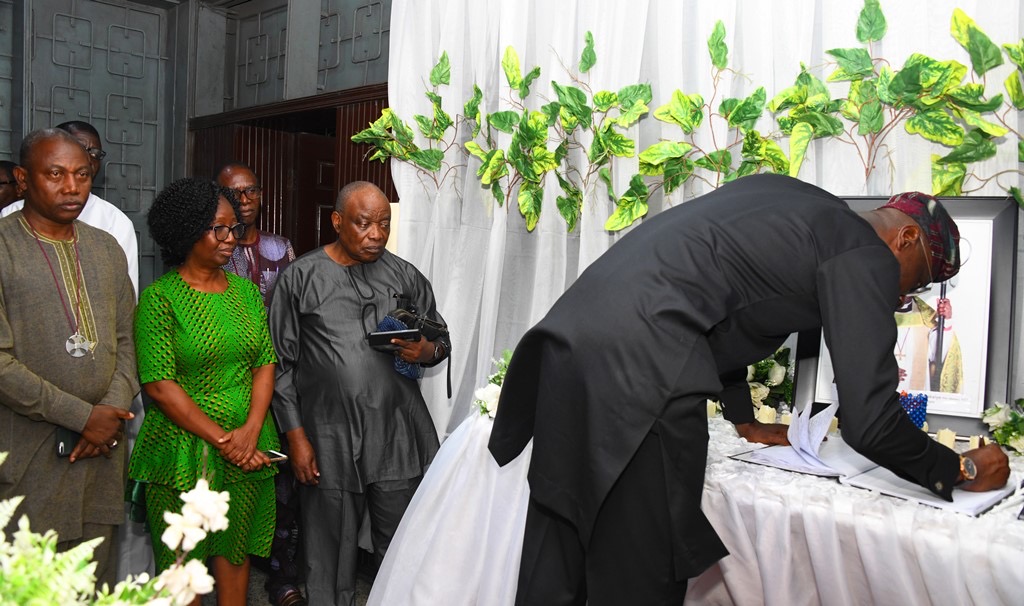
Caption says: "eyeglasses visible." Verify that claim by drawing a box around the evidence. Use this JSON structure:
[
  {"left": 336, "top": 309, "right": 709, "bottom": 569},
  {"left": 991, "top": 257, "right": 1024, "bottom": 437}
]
[
  {"left": 908, "top": 234, "right": 934, "bottom": 295},
  {"left": 0, "top": 180, "right": 15, "bottom": 187},
  {"left": 85, "top": 147, "right": 107, "bottom": 161},
  {"left": 233, "top": 185, "right": 263, "bottom": 200},
  {"left": 206, "top": 223, "right": 246, "bottom": 241}
]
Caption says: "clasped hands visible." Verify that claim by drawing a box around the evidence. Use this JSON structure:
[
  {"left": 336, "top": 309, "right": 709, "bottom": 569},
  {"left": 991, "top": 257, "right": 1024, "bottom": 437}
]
[
  {"left": 70, "top": 404, "right": 134, "bottom": 462},
  {"left": 217, "top": 422, "right": 272, "bottom": 472}
]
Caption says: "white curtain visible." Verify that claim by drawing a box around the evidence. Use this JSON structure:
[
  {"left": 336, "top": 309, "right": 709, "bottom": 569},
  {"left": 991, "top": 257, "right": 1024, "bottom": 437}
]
[{"left": 388, "top": 0, "right": 1024, "bottom": 436}]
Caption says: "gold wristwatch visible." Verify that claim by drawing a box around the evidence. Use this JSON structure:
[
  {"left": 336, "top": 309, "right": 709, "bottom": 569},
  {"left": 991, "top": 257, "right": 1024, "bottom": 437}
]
[{"left": 958, "top": 455, "right": 977, "bottom": 484}]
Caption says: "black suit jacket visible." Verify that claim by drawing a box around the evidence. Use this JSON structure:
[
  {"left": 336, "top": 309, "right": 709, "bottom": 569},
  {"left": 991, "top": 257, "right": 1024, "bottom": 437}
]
[{"left": 489, "top": 174, "right": 960, "bottom": 576}]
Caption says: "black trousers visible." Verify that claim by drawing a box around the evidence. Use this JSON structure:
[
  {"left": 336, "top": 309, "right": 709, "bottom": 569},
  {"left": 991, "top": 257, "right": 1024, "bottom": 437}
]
[
  {"left": 514, "top": 428, "right": 690, "bottom": 606},
  {"left": 299, "top": 477, "right": 420, "bottom": 606}
]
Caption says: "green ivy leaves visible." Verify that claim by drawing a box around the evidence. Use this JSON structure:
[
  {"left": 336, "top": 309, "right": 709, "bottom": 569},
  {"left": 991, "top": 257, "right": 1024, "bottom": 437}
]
[
  {"left": 708, "top": 21, "right": 728, "bottom": 70},
  {"left": 856, "top": 0, "right": 887, "bottom": 43},
  {"left": 950, "top": 9, "right": 1003, "bottom": 76},
  {"left": 1004, "top": 40, "right": 1024, "bottom": 109},
  {"left": 352, "top": 5, "right": 1024, "bottom": 235},
  {"left": 503, "top": 47, "right": 541, "bottom": 99}
]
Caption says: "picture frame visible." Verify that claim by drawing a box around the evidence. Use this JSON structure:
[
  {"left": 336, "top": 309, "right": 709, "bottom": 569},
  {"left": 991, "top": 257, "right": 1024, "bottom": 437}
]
[{"left": 793, "top": 197, "right": 1018, "bottom": 436}]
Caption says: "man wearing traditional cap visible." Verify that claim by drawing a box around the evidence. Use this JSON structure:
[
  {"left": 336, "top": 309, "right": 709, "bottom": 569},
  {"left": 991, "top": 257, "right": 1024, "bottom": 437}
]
[{"left": 489, "top": 174, "right": 1010, "bottom": 606}]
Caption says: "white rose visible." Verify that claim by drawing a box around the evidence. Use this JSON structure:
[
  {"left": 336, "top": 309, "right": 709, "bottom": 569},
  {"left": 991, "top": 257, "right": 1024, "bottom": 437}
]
[
  {"left": 155, "top": 559, "right": 215, "bottom": 606},
  {"left": 475, "top": 383, "right": 502, "bottom": 418},
  {"left": 161, "top": 511, "right": 207, "bottom": 552},
  {"left": 766, "top": 362, "right": 787, "bottom": 387},
  {"left": 180, "top": 479, "right": 230, "bottom": 533},
  {"left": 1008, "top": 434, "right": 1024, "bottom": 455},
  {"left": 982, "top": 403, "right": 1011, "bottom": 431},
  {"left": 745, "top": 366, "right": 755, "bottom": 382},
  {"left": 748, "top": 382, "right": 769, "bottom": 409}
]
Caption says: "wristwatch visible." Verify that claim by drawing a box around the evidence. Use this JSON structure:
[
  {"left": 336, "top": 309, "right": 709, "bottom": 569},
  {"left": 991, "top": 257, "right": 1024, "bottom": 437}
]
[{"left": 958, "top": 455, "right": 977, "bottom": 484}]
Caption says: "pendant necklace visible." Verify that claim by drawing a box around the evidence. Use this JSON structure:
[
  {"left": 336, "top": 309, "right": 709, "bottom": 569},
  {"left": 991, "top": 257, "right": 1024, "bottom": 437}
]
[
  {"left": 895, "top": 327, "right": 910, "bottom": 361},
  {"left": 28, "top": 222, "right": 94, "bottom": 358}
]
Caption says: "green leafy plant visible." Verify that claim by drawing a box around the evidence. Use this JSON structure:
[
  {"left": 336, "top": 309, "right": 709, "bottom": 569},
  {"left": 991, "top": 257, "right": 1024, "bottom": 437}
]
[
  {"left": 475, "top": 349, "right": 513, "bottom": 418},
  {"left": 747, "top": 347, "right": 795, "bottom": 410},
  {"left": 0, "top": 451, "right": 222, "bottom": 605},
  {"left": 350, "top": 51, "right": 459, "bottom": 186},
  {"left": 638, "top": 20, "right": 790, "bottom": 214},
  {"left": 353, "top": 1, "right": 1024, "bottom": 230},
  {"left": 982, "top": 399, "right": 1024, "bottom": 454},
  {"left": 772, "top": 4, "right": 1023, "bottom": 202},
  {"left": 460, "top": 42, "right": 663, "bottom": 231}
]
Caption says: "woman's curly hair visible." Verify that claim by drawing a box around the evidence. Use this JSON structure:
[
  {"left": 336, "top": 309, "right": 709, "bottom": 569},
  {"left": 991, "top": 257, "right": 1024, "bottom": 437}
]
[{"left": 148, "top": 177, "right": 241, "bottom": 266}]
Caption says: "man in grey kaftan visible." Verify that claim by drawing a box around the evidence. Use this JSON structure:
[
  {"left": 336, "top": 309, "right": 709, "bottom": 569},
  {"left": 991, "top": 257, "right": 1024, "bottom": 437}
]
[
  {"left": 0, "top": 129, "right": 137, "bottom": 589},
  {"left": 270, "top": 181, "right": 448, "bottom": 606}
]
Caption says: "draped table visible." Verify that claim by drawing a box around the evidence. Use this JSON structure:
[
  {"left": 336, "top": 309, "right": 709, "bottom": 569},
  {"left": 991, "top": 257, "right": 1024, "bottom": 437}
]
[
  {"left": 368, "top": 413, "right": 1024, "bottom": 605},
  {"left": 686, "top": 416, "right": 1024, "bottom": 606}
]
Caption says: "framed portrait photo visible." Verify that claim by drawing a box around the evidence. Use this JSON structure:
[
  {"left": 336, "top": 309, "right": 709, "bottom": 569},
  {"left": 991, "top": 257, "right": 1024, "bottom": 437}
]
[{"left": 794, "top": 197, "right": 1018, "bottom": 434}]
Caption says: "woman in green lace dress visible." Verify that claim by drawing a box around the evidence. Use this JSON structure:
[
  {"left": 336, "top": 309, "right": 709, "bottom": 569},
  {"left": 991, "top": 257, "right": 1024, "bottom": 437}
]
[{"left": 129, "top": 177, "right": 279, "bottom": 604}]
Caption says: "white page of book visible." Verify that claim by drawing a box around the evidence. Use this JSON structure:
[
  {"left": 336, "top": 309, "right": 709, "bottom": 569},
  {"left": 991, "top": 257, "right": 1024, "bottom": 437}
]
[
  {"left": 841, "top": 466, "right": 1018, "bottom": 516},
  {"left": 815, "top": 436, "right": 879, "bottom": 477},
  {"left": 735, "top": 445, "right": 840, "bottom": 477}
]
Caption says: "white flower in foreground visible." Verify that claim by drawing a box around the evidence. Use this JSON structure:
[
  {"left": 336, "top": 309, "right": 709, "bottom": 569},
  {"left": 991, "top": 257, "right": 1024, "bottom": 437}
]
[
  {"left": 180, "top": 478, "right": 230, "bottom": 533},
  {"left": 745, "top": 365, "right": 755, "bottom": 382},
  {"left": 475, "top": 383, "right": 502, "bottom": 418},
  {"left": 1008, "top": 434, "right": 1024, "bottom": 455},
  {"left": 766, "top": 362, "right": 787, "bottom": 387},
  {"left": 982, "top": 403, "right": 1011, "bottom": 431},
  {"left": 161, "top": 510, "right": 207, "bottom": 552},
  {"left": 748, "top": 382, "right": 769, "bottom": 409},
  {"left": 155, "top": 559, "right": 215, "bottom": 606}
]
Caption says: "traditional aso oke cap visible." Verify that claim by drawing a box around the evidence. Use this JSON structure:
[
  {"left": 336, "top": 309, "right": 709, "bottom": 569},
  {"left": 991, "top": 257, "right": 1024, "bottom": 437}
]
[{"left": 879, "top": 192, "right": 961, "bottom": 282}]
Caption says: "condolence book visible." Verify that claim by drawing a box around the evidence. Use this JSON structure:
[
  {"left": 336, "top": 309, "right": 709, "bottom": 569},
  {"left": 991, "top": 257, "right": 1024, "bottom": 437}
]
[
  {"left": 730, "top": 400, "right": 1015, "bottom": 516},
  {"left": 732, "top": 436, "right": 1016, "bottom": 516}
]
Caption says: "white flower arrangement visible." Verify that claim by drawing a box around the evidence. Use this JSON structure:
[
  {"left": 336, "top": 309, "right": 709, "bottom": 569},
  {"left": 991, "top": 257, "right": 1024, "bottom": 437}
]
[
  {"left": 747, "top": 347, "right": 795, "bottom": 411},
  {"left": 982, "top": 399, "right": 1024, "bottom": 455},
  {"left": 475, "top": 349, "right": 513, "bottom": 418},
  {"left": 0, "top": 452, "right": 224, "bottom": 605},
  {"left": 474, "top": 383, "right": 502, "bottom": 418}
]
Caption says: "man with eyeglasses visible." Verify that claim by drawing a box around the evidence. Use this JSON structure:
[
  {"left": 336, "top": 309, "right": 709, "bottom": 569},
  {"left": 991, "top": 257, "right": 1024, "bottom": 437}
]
[
  {"left": 0, "top": 161, "right": 20, "bottom": 209},
  {"left": 217, "top": 163, "right": 296, "bottom": 310},
  {"left": 487, "top": 176, "right": 1010, "bottom": 605},
  {"left": 215, "top": 162, "right": 302, "bottom": 606}
]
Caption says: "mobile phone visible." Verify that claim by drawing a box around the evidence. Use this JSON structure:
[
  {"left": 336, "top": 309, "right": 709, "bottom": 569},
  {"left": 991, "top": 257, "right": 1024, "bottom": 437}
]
[
  {"left": 56, "top": 427, "right": 81, "bottom": 458},
  {"left": 263, "top": 449, "right": 288, "bottom": 463},
  {"left": 366, "top": 328, "right": 421, "bottom": 352}
]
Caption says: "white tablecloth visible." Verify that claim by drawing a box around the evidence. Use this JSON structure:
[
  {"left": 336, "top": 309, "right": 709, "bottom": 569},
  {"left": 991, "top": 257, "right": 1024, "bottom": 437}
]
[
  {"left": 686, "top": 417, "right": 1024, "bottom": 606},
  {"left": 369, "top": 414, "right": 1024, "bottom": 605}
]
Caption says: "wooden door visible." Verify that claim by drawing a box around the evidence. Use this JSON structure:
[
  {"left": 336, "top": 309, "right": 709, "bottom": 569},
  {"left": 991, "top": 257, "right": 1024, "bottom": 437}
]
[{"left": 291, "top": 132, "right": 338, "bottom": 256}]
